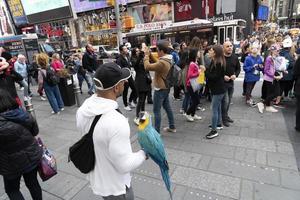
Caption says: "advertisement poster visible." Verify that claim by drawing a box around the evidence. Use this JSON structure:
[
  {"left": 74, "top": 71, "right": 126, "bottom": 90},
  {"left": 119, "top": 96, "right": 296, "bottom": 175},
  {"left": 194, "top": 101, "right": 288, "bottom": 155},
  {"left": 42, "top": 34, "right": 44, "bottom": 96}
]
[
  {"left": 141, "top": 0, "right": 172, "bottom": 4},
  {"left": 129, "top": 3, "right": 172, "bottom": 24},
  {"left": 174, "top": 0, "right": 192, "bottom": 22},
  {"left": 21, "top": 0, "right": 69, "bottom": 15},
  {"left": 215, "top": 0, "right": 236, "bottom": 15},
  {"left": 6, "top": 0, "right": 27, "bottom": 26},
  {"left": 201, "top": 0, "right": 215, "bottom": 18},
  {"left": 0, "top": 0, "right": 14, "bottom": 36},
  {"left": 20, "top": 0, "right": 72, "bottom": 24},
  {"left": 73, "top": 0, "right": 140, "bottom": 13}
]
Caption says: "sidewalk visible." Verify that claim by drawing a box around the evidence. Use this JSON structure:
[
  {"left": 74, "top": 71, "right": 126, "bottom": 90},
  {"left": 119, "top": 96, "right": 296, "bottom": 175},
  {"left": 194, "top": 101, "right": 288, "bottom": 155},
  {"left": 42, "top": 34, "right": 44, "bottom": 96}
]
[{"left": 1, "top": 80, "right": 300, "bottom": 200}]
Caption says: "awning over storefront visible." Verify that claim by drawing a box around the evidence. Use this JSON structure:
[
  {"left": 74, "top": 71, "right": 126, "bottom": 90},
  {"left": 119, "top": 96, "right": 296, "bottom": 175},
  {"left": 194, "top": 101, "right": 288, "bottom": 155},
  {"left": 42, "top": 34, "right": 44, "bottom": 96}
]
[{"left": 126, "top": 19, "right": 213, "bottom": 37}]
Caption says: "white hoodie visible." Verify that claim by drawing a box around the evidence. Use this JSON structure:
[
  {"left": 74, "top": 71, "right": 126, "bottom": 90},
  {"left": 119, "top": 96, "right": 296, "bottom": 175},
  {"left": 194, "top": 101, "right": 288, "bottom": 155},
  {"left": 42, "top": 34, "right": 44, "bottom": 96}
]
[{"left": 76, "top": 95, "right": 146, "bottom": 197}]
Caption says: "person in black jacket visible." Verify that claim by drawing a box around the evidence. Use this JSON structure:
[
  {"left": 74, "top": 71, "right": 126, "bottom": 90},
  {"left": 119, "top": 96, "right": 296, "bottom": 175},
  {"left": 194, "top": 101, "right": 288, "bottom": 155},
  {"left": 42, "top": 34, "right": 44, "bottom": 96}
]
[
  {"left": 222, "top": 41, "right": 241, "bottom": 127},
  {"left": 205, "top": 45, "right": 226, "bottom": 139},
  {"left": 131, "top": 48, "right": 152, "bottom": 125},
  {"left": 82, "top": 44, "right": 98, "bottom": 95},
  {"left": 0, "top": 89, "right": 43, "bottom": 200},
  {"left": 294, "top": 57, "right": 300, "bottom": 132},
  {"left": 0, "top": 60, "right": 23, "bottom": 106},
  {"left": 117, "top": 45, "right": 137, "bottom": 111}
]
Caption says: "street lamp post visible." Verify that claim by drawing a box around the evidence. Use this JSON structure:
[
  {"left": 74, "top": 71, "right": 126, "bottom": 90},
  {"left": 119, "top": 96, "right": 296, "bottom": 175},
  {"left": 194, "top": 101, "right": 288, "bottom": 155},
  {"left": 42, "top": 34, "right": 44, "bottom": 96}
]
[{"left": 114, "top": 1, "right": 123, "bottom": 47}]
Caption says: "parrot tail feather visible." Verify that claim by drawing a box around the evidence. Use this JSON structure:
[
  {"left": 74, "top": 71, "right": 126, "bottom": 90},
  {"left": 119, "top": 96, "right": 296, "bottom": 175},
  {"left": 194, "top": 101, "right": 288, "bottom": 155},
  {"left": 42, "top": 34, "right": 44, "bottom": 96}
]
[{"left": 160, "top": 168, "right": 172, "bottom": 199}]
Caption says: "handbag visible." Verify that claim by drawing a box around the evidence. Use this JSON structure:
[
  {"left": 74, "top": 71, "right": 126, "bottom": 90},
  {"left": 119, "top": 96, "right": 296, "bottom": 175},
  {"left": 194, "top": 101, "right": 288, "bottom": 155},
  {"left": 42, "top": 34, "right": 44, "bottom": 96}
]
[
  {"left": 190, "top": 77, "right": 202, "bottom": 92},
  {"left": 145, "top": 72, "right": 152, "bottom": 84},
  {"left": 197, "top": 70, "right": 205, "bottom": 85},
  {"left": 37, "top": 138, "right": 57, "bottom": 181},
  {"left": 68, "top": 115, "right": 102, "bottom": 174}
]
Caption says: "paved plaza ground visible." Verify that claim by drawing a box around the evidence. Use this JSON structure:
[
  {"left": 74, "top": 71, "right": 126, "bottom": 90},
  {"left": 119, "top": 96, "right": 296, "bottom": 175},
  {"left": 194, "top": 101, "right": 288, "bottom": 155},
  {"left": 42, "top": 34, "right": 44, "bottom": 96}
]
[{"left": 1, "top": 75, "right": 300, "bottom": 200}]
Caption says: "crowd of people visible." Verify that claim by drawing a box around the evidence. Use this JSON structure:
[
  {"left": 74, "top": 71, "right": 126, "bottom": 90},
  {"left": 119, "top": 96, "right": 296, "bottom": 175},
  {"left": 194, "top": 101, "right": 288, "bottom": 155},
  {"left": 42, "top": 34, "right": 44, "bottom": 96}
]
[{"left": 1, "top": 31, "right": 300, "bottom": 199}]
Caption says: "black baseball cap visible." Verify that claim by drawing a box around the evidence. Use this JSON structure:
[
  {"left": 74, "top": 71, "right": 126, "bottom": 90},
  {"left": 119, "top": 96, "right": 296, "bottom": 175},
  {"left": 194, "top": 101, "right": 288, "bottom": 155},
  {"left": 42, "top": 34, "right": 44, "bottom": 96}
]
[{"left": 93, "top": 62, "right": 131, "bottom": 90}]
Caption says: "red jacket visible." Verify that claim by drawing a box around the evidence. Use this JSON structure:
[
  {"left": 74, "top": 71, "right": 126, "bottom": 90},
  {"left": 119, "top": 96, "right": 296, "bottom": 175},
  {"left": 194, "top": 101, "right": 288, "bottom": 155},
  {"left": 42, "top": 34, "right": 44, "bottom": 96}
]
[{"left": 186, "top": 62, "right": 199, "bottom": 87}]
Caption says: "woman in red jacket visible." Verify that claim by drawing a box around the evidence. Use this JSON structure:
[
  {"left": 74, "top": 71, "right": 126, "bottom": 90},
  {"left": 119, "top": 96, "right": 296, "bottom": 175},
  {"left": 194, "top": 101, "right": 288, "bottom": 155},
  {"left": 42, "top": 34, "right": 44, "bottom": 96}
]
[
  {"left": 50, "top": 53, "right": 64, "bottom": 72},
  {"left": 185, "top": 48, "right": 205, "bottom": 122}
]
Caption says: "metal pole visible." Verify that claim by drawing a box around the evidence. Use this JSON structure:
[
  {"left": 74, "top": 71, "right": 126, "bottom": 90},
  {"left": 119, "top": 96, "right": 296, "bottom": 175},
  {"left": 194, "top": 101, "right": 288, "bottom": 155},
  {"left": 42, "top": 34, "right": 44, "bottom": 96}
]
[
  {"left": 72, "top": 74, "right": 81, "bottom": 107},
  {"left": 114, "top": 1, "right": 123, "bottom": 47},
  {"left": 24, "top": 98, "right": 36, "bottom": 119},
  {"left": 206, "top": 0, "right": 208, "bottom": 20}
]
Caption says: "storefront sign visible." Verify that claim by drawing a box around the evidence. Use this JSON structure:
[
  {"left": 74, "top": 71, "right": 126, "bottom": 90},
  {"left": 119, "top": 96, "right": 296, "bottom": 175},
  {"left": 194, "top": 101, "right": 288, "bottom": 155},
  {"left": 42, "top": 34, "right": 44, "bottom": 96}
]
[
  {"left": 128, "top": 2, "right": 172, "bottom": 24},
  {"left": 134, "top": 21, "right": 172, "bottom": 32},
  {"left": 208, "top": 13, "right": 234, "bottom": 22},
  {"left": 6, "top": 0, "right": 28, "bottom": 26}
]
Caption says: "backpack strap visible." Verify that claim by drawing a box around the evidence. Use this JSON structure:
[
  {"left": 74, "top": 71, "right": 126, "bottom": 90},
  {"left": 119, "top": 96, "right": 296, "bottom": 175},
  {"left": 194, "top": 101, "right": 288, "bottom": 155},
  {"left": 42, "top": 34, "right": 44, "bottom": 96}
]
[
  {"left": 87, "top": 115, "right": 102, "bottom": 138},
  {"left": 88, "top": 109, "right": 122, "bottom": 138}
]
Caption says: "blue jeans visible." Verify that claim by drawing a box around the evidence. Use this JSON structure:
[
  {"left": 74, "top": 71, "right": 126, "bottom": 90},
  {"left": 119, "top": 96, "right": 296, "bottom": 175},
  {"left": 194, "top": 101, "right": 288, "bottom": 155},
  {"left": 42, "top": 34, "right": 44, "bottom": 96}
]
[
  {"left": 153, "top": 89, "right": 175, "bottom": 133},
  {"left": 86, "top": 71, "right": 95, "bottom": 94},
  {"left": 77, "top": 73, "right": 91, "bottom": 92},
  {"left": 182, "top": 92, "right": 191, "bottom": 113},
  {"left": 44, "top": 83, "right": 64, "bottom": 113},
  {"left": 222, "top": 85, "right": 234, "bottom": 122},
  {"left": 211, "top": 93, "right": 225, "bottom": 130}
]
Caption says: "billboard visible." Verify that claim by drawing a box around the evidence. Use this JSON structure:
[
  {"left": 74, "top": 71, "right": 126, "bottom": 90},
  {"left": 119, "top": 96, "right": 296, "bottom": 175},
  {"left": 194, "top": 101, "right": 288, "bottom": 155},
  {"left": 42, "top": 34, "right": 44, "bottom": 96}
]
[
  {"left": 0, "top": 0, "right": 14, "bottom": 36},
  {"left": 6, "top": 0, "right": 28, "bottom": 26},
  {"left": 128, "top": 2, "right": 172, "bottom": 24},
  {"left": 21, "top": 0, "right": 72, "bottom": 23},
  {"left": 73, "top": 0, "right": 140, "bottom": 13},
  {"left": 257, "top": 5, "right": 269, "bottom": 21}
]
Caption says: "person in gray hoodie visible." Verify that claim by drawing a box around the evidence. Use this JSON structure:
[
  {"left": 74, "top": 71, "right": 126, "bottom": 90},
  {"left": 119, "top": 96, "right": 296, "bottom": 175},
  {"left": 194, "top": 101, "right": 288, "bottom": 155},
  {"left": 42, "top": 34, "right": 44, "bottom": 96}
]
[{"left": 76, "top": 62, "right": 147, "bottom": 200}]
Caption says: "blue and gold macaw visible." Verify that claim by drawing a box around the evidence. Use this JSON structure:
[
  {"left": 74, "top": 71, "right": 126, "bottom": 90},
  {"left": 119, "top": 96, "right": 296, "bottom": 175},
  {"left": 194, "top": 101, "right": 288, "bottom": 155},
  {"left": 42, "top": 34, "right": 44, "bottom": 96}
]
[{"left": 137, "top": 112, "right": 172, "bottom": 200}]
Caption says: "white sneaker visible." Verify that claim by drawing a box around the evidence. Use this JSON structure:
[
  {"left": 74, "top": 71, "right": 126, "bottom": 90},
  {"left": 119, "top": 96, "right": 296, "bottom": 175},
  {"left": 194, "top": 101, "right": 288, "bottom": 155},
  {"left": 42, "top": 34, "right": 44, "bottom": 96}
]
[
  {"left": 193, "top": 114, "right": 202, "bottom": 120},
  {"left": 257, "top": 102, "right": 264, "bottom": 113},
  {"left": 40, "top": 96, "right": 46, "bottom": 101},
  {"left": 197, "top": 107, "right": 206, "bottom": 112},
  {"left": 266, "top": 106, "right": 278, "bottom": 113},
  {"left": 133, "top": 117, "right": 139, "bottom": 126},
  {"left": 124, "top": 106, "right": 132, "bottom": 111},
  {"left": 130, "top": 102, "right": 136, "bottom": 108},
  {"left": 186, "top": 114, "right": 194, "bottom": 122},
  {"left": 60, "top": 108, "right": 65, "bottom": 111},
  {"left": 179, "top": 108, "right": 184, "bottom": 114}
]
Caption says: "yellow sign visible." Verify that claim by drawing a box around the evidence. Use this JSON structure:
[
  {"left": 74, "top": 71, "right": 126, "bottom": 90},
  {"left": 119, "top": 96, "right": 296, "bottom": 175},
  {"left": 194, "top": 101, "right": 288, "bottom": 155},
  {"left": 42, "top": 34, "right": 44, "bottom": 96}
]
[{"left": 7, "top": 0, "right": 24, "bottom": 18}]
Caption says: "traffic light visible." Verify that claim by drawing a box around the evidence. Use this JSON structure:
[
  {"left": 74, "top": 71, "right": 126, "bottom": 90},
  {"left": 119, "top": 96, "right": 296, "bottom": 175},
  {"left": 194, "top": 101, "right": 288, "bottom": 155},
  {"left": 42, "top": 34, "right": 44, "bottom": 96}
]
[{"left": 107, "top": 0, "right": 115, "bottom": 7}]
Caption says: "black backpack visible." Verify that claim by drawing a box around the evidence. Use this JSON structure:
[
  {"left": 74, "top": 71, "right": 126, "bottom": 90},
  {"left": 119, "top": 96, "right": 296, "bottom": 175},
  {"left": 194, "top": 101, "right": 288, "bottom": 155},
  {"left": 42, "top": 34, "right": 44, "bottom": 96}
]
[
  {"left": 162, "top": 59, "right": 181, "bottom": 89},
  {"left": 41, "top": 67, "right": 59, "bottom": 86},
  {"left": 68, "top": 115, "right": 101, "bottom": 174}
]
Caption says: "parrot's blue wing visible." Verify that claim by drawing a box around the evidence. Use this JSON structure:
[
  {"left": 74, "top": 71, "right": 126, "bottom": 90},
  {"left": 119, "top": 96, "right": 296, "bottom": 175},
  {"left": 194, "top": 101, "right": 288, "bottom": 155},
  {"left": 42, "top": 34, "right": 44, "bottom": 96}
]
[{"left": 137, "top": 125, "right": 172, "bottom": 199}]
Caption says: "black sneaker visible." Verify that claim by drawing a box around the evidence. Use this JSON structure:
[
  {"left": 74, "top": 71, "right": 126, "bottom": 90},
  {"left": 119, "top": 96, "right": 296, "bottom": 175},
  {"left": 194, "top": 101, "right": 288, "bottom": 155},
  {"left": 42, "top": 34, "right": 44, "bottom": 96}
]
[
  {"left": 209, "top": 125, "right": 223, "bottom": 130},
  {"left": 227, "top": 118, "right": 234, "bottom": 123},
  {"left": 223, "top": 121, "right": 230, "bottom": 127},
  {"left": 206, "top": 130, "right": 219, "bottom": 139}
]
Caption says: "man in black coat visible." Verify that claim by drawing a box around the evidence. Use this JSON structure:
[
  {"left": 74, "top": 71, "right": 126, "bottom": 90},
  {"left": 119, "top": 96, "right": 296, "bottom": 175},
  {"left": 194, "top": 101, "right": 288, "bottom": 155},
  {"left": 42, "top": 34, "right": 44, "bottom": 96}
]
[
  {"left": 294, "top": 56, "right": 300, "bottom": 132},
  {"left": 116, "top": 45, "right": 137, "bottom": 111},
  {"left": 222, "top": 41, "right": 241, "bottom": 127},
  {"left": 82, "top": 44, "right": 98, "bottom": 95}
]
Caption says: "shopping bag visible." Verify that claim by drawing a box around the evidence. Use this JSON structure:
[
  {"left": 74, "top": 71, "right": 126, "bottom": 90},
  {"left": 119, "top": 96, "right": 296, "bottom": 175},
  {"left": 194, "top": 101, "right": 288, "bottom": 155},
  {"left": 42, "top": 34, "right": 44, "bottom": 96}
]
[
  {"left": 197, "top": 70, "right": 205, "bottom": 84},
  {"left": 190, "top": 77, "right": 202, "bottom": 92},
  {"left": 37, "top": 138, "right": 57, "bottom": 181}
]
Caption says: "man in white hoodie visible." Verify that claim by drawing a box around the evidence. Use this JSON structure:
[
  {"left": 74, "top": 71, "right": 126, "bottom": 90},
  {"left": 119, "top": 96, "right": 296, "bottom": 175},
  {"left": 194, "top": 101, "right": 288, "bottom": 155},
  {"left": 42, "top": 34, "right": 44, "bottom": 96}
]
[{"left": 76, "top": 62, "right": 147, "bottom": 200}]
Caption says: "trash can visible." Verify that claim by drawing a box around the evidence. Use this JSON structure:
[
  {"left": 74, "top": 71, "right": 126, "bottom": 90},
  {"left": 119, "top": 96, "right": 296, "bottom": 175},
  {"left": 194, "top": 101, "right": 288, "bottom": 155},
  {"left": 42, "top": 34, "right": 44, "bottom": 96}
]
[{"left": 58, "top": 76, "right": 75, "bottom": 106}]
